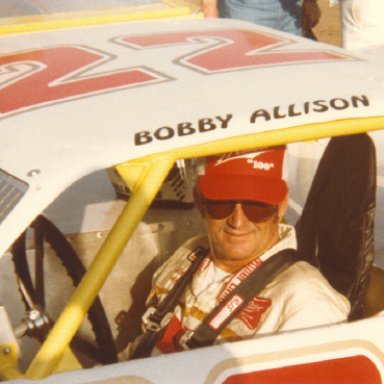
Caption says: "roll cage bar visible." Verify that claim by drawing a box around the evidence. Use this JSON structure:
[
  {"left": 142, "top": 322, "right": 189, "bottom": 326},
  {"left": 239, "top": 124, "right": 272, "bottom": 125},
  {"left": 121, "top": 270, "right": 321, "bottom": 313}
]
[{"left": 1, "top": 115, "right": 383, "bottom": 380}]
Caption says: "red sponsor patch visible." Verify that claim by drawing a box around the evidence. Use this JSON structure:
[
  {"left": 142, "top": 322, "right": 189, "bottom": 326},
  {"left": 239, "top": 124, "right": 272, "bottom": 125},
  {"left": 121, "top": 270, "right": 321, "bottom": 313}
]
[
  {"left": 237, "top": 297, "right": 272, "bottom": 330},
  {"left": 156, "top": 316, "right": 185, "bottom": 354}
]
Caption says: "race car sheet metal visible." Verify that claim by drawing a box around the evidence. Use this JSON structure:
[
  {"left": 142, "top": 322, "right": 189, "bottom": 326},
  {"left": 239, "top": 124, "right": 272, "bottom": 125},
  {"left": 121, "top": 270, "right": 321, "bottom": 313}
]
[
  {"left": 0, "top": 0, "right": 201, "bottom": 36},
  {"left": 0, "top": 18, "right": 384, "bottom": 256}
]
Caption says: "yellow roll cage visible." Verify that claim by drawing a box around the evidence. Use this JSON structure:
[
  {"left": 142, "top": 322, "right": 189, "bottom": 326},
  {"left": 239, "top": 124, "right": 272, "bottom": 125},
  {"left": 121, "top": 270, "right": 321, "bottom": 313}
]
[
  {"left": 1, "top": 3, "right": 384, "bottom": 380},
  {"left": 19, "top": 117, "right": 384, "bottom": 379}
]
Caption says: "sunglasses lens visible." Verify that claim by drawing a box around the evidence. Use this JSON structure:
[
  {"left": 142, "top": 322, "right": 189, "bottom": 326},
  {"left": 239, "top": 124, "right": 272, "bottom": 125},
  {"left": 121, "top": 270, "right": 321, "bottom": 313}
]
[
  {"left": 242, "top": 202, "right": 276, "bottom": 222},
  {"left": 204, "top": 200, "right": 276, "bottom": 221},
  {"left": 205, "top": 202, "right": 234, "bottom": 219}
]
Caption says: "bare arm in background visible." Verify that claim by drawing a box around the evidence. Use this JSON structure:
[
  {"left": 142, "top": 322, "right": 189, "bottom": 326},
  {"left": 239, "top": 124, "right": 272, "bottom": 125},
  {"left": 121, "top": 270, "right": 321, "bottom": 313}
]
[
  {"left": 202, "top": 0, "right": 218, "bottom": 17},
  {"left": 302, "top": 0, "right": 321, "bottom": 32}
]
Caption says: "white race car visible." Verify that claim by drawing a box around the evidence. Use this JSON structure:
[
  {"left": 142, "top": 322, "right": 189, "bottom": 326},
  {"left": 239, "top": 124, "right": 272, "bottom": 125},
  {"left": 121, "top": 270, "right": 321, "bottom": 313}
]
[{"left": 1, "top": 3, "right": 384, "bottom": 383}]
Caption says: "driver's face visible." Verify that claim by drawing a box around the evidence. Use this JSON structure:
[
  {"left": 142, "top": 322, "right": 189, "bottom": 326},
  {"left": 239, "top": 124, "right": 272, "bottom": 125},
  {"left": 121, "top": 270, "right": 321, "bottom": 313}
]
[{"left": 204, "top": 200, "right": 286, "bottom": 273}]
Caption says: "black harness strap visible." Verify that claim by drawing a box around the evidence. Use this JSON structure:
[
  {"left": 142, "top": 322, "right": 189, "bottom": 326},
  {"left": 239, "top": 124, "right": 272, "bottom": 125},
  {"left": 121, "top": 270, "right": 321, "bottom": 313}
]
[
  {"left": 185, "top": 248, "right": 299, "bottom": 349},
  {"left": 131, "top": 247, "right": 299, "bottom": 358},
  {"left": 131, "top": 246, "right": 208, "bottom": 359}
]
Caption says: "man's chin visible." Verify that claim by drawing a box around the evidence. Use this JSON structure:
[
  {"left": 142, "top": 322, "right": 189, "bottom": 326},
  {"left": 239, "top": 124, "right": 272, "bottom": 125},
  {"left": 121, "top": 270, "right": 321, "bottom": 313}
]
[{"left": 221, "top": 245, "right": 257, "bottom": 262}]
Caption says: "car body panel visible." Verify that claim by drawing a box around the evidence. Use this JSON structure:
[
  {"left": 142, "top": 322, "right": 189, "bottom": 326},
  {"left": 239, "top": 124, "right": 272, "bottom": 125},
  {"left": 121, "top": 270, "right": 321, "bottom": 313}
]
[
  {"left": 1, "top": 18, "right": 384, "bottom": 257},
  {"left": 1, "top": 9, "right": 384, "bottom": 383},
  {"left": 12, "top": 316, "right": 384, "bottom": 383}
]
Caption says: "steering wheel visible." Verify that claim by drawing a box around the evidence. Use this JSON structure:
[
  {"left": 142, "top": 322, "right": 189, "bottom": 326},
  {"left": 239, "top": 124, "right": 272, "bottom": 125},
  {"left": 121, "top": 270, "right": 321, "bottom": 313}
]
[{"left": 11, "top": 215, "right": 117, "bottom": 365}]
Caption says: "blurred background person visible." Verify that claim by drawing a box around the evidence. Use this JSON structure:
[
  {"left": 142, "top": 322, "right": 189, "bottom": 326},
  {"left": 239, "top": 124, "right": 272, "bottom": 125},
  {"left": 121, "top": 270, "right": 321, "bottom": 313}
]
[
  {"left": 334, "top": 0, "right": 384, "bottom": 50},
  {"left": 203, "top": 0, "right": 321, "bottom": 37}
]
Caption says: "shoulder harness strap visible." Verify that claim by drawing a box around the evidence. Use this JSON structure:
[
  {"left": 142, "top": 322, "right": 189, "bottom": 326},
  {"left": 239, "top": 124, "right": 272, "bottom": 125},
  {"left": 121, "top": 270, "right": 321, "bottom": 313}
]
[
  {"left": 185, "top": 248, "right": 300, "bottom": 349},
  {"left": 131, "top": 246, "right": 208, "bottom": 359},
  {"left": 132, "top": 248, "right": 299, "bottom": 358}
]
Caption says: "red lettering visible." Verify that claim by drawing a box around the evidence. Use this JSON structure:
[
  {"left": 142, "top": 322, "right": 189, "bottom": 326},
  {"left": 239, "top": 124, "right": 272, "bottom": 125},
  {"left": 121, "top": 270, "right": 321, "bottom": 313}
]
[
  {"left": 224, "top": 355, "right": 381, "bottom": 384},
  {"left": 119, "top": 29, "right": 348, "bottom": 73},
  {"left": 1, "top": 29, "right": 352, "bottom": 116},
  {"left": 0, "top": 46, "right": 166, "bottom": 115}
]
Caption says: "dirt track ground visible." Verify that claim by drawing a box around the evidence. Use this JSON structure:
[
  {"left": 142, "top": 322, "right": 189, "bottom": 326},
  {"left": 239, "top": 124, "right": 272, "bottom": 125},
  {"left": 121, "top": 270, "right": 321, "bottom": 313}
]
[{"left": 314, "top": 0, "right": 341, "bottom": 46}]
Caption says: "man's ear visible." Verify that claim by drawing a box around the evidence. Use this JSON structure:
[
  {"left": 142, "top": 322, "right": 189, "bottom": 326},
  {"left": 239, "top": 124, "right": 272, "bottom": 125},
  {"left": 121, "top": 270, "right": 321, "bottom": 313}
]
[
  {"left": 277, "top": 193, "right": 288, "bottom": 222},
  {"left": 193, "top": 186, "right": 205, "bottom": 217}
]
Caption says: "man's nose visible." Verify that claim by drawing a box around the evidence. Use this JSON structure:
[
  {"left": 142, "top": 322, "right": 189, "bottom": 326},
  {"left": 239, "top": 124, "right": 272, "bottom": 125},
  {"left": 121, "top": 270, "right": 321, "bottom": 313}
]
[{"left": 227, "top": 203, "right": 249, "bottom": 227}]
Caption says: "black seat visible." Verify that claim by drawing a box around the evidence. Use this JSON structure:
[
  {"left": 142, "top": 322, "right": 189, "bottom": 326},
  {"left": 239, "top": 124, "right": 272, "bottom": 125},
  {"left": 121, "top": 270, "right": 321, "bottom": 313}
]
[{"left": 295, "top": 133, "right": 376, "bottom": 320}]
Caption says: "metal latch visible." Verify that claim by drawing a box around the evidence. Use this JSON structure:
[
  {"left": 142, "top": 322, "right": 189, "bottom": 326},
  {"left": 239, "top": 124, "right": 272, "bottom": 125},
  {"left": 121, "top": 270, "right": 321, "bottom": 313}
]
[{"left": 142, "top": 307, "right": 174, "bottom": 332}]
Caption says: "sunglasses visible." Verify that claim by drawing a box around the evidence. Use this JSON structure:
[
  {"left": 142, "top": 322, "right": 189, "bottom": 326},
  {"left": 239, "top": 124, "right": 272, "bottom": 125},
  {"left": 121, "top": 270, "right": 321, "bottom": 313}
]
[{"left": 202, "top": 199, "right": 277, "bottom": 222}]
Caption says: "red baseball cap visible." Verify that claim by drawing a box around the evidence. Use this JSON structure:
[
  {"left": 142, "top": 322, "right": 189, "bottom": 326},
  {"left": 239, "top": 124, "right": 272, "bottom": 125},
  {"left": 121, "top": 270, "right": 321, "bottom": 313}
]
[{"left": 197, "top": 147, "right": 288, "bottom": 204}]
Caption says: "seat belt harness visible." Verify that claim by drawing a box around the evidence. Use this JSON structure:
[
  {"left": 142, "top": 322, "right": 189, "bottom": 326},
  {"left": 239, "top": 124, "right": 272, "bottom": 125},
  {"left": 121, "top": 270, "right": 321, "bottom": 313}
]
[
  {"left": 131, "top": 246, "right": 208, "bottom": 359},
  {"left": 132, "top": 247, "right": 299, "bottom": 357},
  {"left": 185, "top": 248, "right": 299, "bottom": 349}
]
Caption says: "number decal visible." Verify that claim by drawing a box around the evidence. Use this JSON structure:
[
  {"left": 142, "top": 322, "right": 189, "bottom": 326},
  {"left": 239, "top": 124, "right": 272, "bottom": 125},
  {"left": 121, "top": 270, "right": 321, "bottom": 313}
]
[
  {"left": 1, "top": 29, "right": 351, "bottom": 116},
  {"left": 118, "top": 29, "right": 348, "bottom": 73},
  {"left": 0, "top": 46, "right": 167, "bottom": 116}
]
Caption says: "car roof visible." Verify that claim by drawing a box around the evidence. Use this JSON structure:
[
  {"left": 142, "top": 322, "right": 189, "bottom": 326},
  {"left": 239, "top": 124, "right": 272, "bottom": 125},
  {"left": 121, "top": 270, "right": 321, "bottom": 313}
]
[{"left": 0, "top": 17, "right": 384, "bottom": 256}]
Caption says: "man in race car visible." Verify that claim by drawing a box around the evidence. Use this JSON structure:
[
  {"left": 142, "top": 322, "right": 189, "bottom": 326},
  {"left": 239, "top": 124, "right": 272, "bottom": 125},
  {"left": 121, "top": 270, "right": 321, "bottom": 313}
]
[{"left": 132, "top": 146, "right": 350, "bottom": 357}]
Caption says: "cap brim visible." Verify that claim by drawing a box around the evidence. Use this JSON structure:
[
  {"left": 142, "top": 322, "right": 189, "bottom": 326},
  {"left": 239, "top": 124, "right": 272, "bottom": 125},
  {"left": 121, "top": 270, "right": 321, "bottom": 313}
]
[{"left": 199, "top": 175, "right": 287, "bottom": 204}]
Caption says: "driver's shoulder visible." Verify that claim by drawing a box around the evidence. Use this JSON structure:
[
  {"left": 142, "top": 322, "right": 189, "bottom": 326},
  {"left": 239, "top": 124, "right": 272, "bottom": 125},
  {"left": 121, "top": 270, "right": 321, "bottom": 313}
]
[{"left": 268, "top": 260, "right": 337, "bottom": 298}]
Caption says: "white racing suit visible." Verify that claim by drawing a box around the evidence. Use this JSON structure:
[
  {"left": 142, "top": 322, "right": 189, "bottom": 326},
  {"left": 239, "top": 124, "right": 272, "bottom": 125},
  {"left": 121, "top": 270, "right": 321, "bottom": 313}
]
[
  {"left": 140, "top": 224, "right": 350, "bottom": 355},
  {"left": 334, "top": 0, "right": 384, "bottom": 50}
]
